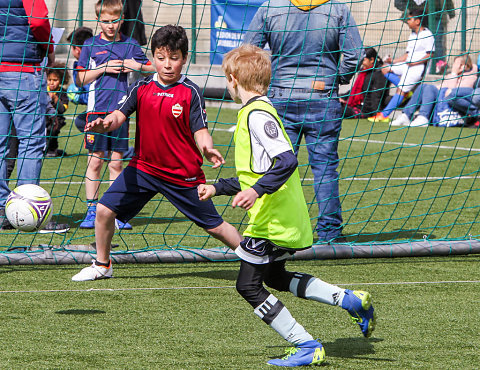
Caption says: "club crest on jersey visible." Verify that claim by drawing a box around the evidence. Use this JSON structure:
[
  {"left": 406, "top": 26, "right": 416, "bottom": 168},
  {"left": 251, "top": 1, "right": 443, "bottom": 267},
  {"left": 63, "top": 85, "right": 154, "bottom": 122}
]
[
  {"left": 86, "top": 134, "right": 95, "bottom": 144},
  {"left": 172, "top": 103, "right": 183, "bottom": 118},
  {"left": 264, "top": 120, "right": 278, "bottom": 138}
]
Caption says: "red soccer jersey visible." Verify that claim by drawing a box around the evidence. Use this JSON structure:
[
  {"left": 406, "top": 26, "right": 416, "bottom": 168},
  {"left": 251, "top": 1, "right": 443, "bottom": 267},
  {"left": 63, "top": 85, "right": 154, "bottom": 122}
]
[{"left": 118, "top": 74, "right": 208, "bottom": 186}]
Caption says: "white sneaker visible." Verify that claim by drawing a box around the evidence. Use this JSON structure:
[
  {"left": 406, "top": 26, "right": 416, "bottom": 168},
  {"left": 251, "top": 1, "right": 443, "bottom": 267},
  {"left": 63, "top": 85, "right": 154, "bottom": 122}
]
[
  {"left": 72, "top": 260, "right": 113, "bottom": 281},
  {"left": 391, "top": 113, "right": 411, "bottom": 126},
  {"left": 410, "top": 115, "right": 429, "bottom": 127}
]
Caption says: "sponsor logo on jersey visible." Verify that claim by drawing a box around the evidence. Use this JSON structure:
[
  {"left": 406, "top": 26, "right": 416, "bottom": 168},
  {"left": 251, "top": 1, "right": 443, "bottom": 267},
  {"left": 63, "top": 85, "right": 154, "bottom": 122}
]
[
  {"left": 172, "top": 103, "right": 183, "bottom": 118},
  {"left": 184, "top": 177, "right": 197, "bottom": 182},
  {"left": 154, "top": 92, "right": 174, "bottom": 98},
  {"left": 264, "top": 120, "right": 279, "bottom": 138},
  {"left": 95, "top": 50, "right": 108, "bottom": 55},
  {"left": 86, "top": 134, "right": 95, "bottom": 144}
]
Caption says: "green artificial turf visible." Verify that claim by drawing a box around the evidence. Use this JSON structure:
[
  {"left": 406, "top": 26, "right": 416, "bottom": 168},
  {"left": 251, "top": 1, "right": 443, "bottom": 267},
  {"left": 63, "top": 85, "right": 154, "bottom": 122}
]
[{"left": 1, "top": 255, "right": 479, "bottom": 369}]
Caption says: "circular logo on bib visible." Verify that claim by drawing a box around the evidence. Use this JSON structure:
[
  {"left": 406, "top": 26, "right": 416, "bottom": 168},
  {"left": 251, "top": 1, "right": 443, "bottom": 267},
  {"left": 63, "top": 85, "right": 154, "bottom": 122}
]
[{"left": 264, "top": 120, "right": 278, "bottom": 138}]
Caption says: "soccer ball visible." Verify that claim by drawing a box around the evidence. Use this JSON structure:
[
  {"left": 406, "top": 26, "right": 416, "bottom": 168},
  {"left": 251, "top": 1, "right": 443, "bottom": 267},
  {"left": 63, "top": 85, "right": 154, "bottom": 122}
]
[{"left": 5, "top": 184, "right": 53, "bottom": 232}]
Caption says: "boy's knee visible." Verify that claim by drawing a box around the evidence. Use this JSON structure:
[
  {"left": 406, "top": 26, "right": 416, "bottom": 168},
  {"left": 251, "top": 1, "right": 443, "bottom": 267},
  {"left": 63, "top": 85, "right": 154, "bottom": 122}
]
[
  {"left": 205, "top": 221, "right": 230, "bottom": 240},
  {"left": 236, "top": 278, "right": 268, "bottom": 307},
  {"left": 88, "top": 155, "right": 104, "bottom": 171},
  {"left": 108, "top": 160, "right": 123, "bottom": 172},
  {"left": 96, "top": 203, "right": 115, "bottom": 221}
]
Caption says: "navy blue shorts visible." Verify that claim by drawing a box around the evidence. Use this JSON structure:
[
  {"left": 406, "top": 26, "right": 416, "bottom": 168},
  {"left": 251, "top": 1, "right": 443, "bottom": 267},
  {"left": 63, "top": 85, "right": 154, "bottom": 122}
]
[
  {"left": 99, "top": 166, "right": 224, "bottom": 230},
  {"left": 84, "top": 113, "right": 129, "bottom": 153}
]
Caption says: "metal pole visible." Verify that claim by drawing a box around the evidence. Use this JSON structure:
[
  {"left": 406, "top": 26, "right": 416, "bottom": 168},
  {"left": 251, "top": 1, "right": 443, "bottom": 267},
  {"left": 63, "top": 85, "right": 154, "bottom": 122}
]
[
  {"left": 461, "top": 0, "right": 467, "bottom": 52},
  {"left": 78, "top": 0, "right": 84, "bottom": 26},
  {"left": 191, "top": 0, "right": 197, "bottom": 64},
  {"left": 428, "top": 0, "right": 436, "bottom": 73}
]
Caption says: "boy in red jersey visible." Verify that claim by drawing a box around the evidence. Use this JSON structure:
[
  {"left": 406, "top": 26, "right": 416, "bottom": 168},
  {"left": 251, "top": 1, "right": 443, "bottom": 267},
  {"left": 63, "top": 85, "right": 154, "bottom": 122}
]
[{"left": 72, "top": 25, "right": 243, "bottom": 281}]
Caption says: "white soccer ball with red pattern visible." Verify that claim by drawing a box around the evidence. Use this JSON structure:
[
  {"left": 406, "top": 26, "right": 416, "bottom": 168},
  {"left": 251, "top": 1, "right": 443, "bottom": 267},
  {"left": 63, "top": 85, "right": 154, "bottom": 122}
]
[{"left": 5, "top": 184, "right": 53, "bottom": 232}]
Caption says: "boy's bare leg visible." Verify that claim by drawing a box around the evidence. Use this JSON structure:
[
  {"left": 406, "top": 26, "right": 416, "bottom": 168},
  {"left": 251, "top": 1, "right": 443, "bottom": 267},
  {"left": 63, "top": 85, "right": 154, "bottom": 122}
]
[
  {"left": 205, "top": 221, "right": 243, "bottom": 250},
  {"left": 108, "top": 150, "right": 124, "bottom": 184},
  {"left": 94, "top": 203, "right": 117, "bottom": 263},
  {"left": 85, "top": 151, "right": 105, "bottom": 200},
  {"left": 72, "top": 202, "right": 116, "bottom": 281}
]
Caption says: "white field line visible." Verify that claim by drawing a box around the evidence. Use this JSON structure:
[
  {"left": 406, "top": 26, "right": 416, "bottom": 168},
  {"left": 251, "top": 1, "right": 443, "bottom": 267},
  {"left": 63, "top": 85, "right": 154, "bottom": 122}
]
[
  {"left": 342, "top": 137, "right": 480, "bottom": 152},
  {"left": 65, "top": 115, "right": 480, "bottom": 150},
  {"left": 1, "top": 279, "right": 479, "bottom": 294}
]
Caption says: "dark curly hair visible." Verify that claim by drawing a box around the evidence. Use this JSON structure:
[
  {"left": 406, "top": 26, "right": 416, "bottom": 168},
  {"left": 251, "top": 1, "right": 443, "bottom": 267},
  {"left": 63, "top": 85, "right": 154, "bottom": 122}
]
[
  {"left": 46, "top": 62, "right": 71, "bottom": 86},
  {"left": 151, "top": 25, "right": 188, "bottom": 58}
]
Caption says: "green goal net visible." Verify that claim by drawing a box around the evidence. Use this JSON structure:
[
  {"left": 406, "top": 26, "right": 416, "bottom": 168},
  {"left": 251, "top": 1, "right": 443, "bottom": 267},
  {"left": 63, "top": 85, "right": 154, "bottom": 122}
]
[{"left": 1, "top": 0, "right": 480, "bottom": 264}]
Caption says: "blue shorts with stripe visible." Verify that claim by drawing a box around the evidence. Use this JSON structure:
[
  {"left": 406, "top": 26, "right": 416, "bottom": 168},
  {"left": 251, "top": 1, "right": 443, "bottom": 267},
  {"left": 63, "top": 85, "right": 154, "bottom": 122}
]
[
  {"left": 99, "top": 166, "right": 224, "bottom": 230},
  {"left": 84, "top": 113, "right": 129, "bottom": 153}
]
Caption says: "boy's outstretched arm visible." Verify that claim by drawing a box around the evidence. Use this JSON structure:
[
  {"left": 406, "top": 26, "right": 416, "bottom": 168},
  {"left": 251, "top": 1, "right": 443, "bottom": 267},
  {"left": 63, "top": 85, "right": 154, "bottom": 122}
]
[
  {"left": 251, "top": 151, "right": 298, "bottom": 196},
  {"left": 194, "top": 128, "right": 225, "bottom": 168},
  {"left": 199, "top": 151, "right": 298, "bottom": 211},
  {"left": 198, "top": 177, "right": 242, "bottom": 201},
  {"left": 84, "top": 110, "right": 127, "bottom": 133}
]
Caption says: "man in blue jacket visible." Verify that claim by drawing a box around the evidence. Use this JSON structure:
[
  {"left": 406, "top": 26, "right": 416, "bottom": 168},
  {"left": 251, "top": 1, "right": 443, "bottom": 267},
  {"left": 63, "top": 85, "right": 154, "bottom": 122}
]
[
  {"left": 244, "top": 0, "right": 363, "bottom": 242},
  {"left": 0, "top": 0, "right": 56, "bottom": 230}
]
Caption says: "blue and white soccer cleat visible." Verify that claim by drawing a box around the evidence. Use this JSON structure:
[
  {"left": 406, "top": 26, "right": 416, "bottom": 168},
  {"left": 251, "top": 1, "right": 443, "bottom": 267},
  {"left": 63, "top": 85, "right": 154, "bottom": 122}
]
[
  {"left": 79, "top": 205, "right": 96, "bottom": 229},
  {"left": 115, "top": 219, "right": 132, "bottom": 230},
  {"left": 267, "top": 340, "right": 325, "bottom": 367},
  {"left": 342, "top": 289, "right": 376, "bottom": 338}
]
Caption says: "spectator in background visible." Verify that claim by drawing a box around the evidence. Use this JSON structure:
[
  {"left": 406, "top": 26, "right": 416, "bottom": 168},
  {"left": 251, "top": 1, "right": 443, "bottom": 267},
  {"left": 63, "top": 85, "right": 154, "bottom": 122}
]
[
  {"left": 121, "top": 0, "right": 147, "bottom": 46},
  {"left": 244, "top": 0, "right": 363, "bottom": 243},
  {"left": 121, "top": 0, "right": 148, "bottom": 87},
  {"left": 45, "top": 62, "right": 70, "bottom": 157},
  {"left": 76, "top": 0, "right": 155, "bottom": 230},
  {"left": 369, "top": 8, "right": 434, "bottom": 123},
  {"left": 446, "top": 55, "right": 480, "bottom": 127},
  {"left": 67, "top": 26, "right": 136, "bottom": 159},
  {"left": 66, "top": 26, "right": 94, "bottom": 133},
  {"left": 0, "top": 0, "right": 60, "bottom": 231},
  {"left": 471, "top": 55, "right": 480, "bottom": 126},
  {"left": 340, "top": 47, "right": 390, "bottom": 119},
  {"left": 394, "top": 0, "right": 455, "bottom": 74},
  {"left": 392, "top": 54, "right": 478, "bottom": 127}
]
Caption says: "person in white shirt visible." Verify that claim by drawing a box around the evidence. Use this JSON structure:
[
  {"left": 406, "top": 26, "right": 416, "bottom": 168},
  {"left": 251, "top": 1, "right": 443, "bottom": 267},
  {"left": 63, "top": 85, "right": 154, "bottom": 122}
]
[{"left": 369, "top": 8, "right": 434, "bottom": 122}]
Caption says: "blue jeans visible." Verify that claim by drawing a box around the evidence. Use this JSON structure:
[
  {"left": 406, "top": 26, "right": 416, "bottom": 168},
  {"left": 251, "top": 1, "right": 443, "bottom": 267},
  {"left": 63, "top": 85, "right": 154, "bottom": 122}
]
[
  {"left": 447, "top": 87, "right": 479, "bottom": 117},
  {"left": 0, "top": 71, "right": 47, "bottom": 206},
  {"left": 403, "top": 84, "right": 439, "bottom": 120},
  {"left": 472, "top": 86, "right": 480, "bottom": 108},
  {"left": 271, "top": 91, "right": 343, "bottom": 241}
]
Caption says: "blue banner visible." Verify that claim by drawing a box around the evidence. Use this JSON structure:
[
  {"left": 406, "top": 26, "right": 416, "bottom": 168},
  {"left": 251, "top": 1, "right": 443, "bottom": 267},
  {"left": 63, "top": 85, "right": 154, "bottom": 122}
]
[{"left": 210, "top": 0, "right": 264, "bottom": 64}]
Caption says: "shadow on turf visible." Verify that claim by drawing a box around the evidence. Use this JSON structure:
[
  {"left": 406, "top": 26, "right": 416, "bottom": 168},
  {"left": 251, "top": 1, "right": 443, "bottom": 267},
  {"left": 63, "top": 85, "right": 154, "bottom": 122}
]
[{"left": 55, "top": 309, "right": 106, "bottom": 315}]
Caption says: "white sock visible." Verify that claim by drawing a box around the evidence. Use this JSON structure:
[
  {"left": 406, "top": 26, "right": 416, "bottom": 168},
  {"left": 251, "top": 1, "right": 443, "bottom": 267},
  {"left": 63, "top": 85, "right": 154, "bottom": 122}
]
[
  {"left": 254, "top": 294, "right": 313, "bottom": 345},
  {"left": 290, "top": 273, "right": 345, "bottom": 306}
]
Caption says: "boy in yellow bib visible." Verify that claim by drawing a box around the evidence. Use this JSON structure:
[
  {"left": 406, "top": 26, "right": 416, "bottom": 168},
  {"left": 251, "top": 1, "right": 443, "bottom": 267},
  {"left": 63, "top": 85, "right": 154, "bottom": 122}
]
[{"left": 198, "top": 45, "right": 376, "bottom": 367}]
